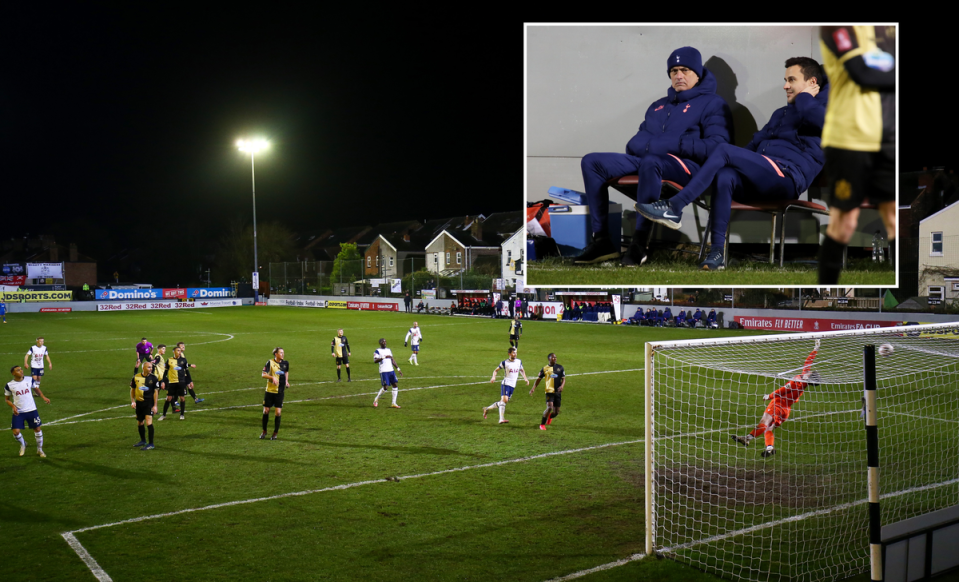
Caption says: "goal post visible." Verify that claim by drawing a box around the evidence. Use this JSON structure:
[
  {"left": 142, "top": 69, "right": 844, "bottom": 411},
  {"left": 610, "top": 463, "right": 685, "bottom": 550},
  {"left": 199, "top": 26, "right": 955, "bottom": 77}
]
[{"left": 644, "top": 323, "right": 959, "bottom": 582}]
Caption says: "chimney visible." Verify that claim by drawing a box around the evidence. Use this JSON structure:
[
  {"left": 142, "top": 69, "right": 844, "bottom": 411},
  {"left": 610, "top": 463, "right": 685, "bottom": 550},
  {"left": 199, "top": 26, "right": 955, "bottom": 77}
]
[{"left": 70, "top": 243, "right": 78, "bottom": 262}]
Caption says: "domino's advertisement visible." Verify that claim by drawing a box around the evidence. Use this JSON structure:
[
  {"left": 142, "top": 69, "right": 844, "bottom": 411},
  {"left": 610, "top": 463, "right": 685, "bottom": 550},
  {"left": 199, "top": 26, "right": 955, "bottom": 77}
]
[
  {"left": 188, "top": 287, "right": 236, "bottom": 298},
  {"left": 96, "top": 288, "right": 164, "bottom": 300}
]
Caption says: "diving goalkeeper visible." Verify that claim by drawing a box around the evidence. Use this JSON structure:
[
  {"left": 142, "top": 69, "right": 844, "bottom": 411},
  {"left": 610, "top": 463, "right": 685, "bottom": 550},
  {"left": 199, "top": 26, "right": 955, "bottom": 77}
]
[{"left": 733, "top": 339, "right": 820, "bottom": 458}]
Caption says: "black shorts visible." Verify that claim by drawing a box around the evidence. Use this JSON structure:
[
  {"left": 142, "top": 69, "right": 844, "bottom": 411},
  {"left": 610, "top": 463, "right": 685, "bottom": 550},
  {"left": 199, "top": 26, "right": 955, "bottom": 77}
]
[
  {"left": 138, "top": 353, "right": 150, "bottom": 363},
  {"left": 336, "top": 356, "right": 349, "bottom": 365},
  {"left": 263, "top": 391, "right": 285, "bottom": 409},
  {"left": 546, "top": 391, "right": 562, "bottom": 408},
  {"left": 135, "top": 400, "right": 155, "bottom": 421},
  {"left": 824, "top": 146, "right": 895, "bottom": 211},
  {"left": 166, "top": 383, "right": 186, "bottom": 397},
  {"left": 510, "top": 335, "right": 520, "bottom": 342}
]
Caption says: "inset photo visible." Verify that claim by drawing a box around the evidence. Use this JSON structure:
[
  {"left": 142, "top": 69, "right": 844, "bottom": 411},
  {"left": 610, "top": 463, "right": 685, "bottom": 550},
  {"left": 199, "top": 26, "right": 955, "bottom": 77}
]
[{"left": 525, "top": 24, "right": 896, "bottom": 287}]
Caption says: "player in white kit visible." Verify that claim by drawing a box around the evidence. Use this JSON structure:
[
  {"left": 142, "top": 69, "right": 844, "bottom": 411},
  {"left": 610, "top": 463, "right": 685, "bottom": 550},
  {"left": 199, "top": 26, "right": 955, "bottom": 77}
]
[
  {"left": 404, "top": 322, "right": 423, "bottom": 365},
  {"left": 373, "top": 338, "right": 403, "bottom": 409},
  {"left": 484, "top": 347, "right": 529, "bottom": 424},
  {"left": 24, "top": 337, "right": 52, "bottom": 392},
  {"left": 5, "top": 365, "right": 50, "bottom": 457}
]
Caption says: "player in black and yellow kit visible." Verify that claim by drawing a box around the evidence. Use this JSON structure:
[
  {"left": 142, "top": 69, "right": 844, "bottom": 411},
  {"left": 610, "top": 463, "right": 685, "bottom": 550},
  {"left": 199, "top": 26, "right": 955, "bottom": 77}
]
[
  {"left": 508, "top": 316, "right": 523, "bottom": 349},
  {"left": 818, "top": 25, "right": 896, "bottom": 285},
  {"left": 130, "top": 361, "right": 159, "bottom": 450},
  {"left": 176, "top": 342, "right": 204, "bottom": 403},
  {"left": 530, "top": 353, "right": 566, "bottom": 430},
  {"left": 150, "top": 344, "right": 177, "bottom": 414},
  {"left": 159, "top": 345, "right": 189, "bottom": 421},
  {"left": 261, "top": 347, "right": 290, "bottom": 440},
  {"left": 332, "top": 329, "right": 351, "bottom": 382}
]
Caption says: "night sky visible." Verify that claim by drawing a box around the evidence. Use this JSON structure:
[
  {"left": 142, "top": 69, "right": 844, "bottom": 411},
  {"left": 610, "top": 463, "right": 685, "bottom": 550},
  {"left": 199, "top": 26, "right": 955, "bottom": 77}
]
[
  {"left": 2, "top": 16, "right": 931, "bottom": 273},
  {"left": 4, "top": 7, "right": 522, "bottom": 262}
]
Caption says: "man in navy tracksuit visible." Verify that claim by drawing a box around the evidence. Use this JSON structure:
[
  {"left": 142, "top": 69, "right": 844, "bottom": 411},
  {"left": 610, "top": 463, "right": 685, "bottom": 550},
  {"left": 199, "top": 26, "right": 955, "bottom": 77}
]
[
  {"left": 576, "top": 47, "right": 733, "bottom": 265},
  {"left": 637, "top": 57, "right": 829, "bottom": 271}
]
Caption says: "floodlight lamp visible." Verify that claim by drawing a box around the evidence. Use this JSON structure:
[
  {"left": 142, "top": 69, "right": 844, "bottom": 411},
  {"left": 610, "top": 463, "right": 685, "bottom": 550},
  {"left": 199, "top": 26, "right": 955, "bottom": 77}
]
[{"left": 236, "top": 138, "right": 269, "bottom": 154}]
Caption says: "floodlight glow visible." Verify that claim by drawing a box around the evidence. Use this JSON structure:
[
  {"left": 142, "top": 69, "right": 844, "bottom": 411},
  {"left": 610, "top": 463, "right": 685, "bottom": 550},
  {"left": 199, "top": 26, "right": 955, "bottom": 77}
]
[{"left": 236, "top": 138, "right": 269, "bottom": 154}]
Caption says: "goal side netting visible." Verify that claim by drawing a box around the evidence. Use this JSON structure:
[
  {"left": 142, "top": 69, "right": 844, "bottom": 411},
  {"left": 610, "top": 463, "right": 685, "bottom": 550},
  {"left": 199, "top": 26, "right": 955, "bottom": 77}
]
[{"left": 645, "top": 323, "right": 959, "bottom": 582}]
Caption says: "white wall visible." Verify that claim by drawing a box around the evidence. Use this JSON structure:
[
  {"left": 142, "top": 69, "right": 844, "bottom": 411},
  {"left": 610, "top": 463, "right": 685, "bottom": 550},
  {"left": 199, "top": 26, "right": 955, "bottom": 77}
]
[{"left": 526, "top": 24, "right": 866, "bottom": 246}]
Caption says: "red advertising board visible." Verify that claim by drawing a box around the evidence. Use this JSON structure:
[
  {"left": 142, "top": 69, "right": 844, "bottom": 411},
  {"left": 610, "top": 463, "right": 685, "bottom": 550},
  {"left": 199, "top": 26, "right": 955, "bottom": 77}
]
[
  {"left": 163, "top": 288, "right": 186, "bottom": 299},
  {"left": 0, "top": 275, "right": 27, "bottom": 286},
  {"left": 348, "top": 301, "right": 399, "bottom": 311},
  {"left": 39, "top": 307, "right": 72, "bottom": 312},
  {"left": 734, "top": 316, "right": 901, "bottom": 332}
]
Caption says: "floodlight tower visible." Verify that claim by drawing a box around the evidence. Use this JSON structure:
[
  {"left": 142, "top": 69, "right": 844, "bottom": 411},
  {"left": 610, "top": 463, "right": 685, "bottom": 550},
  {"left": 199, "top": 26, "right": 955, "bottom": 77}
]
[{"left": 236, "top": 138, "right": 269, "bottom": 302}]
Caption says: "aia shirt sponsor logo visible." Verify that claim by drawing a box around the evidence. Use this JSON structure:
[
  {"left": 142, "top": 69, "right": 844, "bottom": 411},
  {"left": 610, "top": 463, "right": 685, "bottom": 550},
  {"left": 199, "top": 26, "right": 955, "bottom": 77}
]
[
  {"left": 833, "top": 28, "right": 853, "bottom": 52},
  {"left": 654, "top": 105, "right": 664, "bottom": 111}
]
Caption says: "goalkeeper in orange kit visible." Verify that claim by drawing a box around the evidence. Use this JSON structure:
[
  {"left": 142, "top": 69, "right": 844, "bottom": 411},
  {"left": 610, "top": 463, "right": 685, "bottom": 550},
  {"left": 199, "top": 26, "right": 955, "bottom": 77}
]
[{"left": 733, "top": 340, "right": 821, "bottom": 457}]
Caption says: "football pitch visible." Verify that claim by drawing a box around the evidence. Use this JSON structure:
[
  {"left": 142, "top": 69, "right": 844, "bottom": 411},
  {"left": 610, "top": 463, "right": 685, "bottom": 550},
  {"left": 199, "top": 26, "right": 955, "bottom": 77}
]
[{"left": 0, "top": 307, "right": 920, "bottom": 582}]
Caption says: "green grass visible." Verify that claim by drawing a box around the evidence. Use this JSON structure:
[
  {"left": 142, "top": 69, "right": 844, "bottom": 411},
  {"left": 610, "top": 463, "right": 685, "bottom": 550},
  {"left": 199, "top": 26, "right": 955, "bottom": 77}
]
[
  {"left": 527, "top": 254, "right": 895, "bottom": 286},
  {"left": 0, "top": 308, "right": 943, "bottom": 582}
]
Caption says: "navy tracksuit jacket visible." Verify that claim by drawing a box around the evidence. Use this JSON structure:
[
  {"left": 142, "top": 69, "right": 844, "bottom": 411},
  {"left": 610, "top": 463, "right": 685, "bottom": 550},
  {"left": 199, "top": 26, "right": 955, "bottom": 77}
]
[
  {"left": 669, "top": 84, "right": 830, "bottom": 246},
  {"left": 581, "top": 68, "right": 733, "bottom": 235}
]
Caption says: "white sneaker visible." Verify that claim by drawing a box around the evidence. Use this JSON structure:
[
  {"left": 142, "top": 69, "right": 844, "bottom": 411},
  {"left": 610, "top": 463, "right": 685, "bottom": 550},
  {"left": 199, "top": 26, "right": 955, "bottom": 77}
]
[
  {"left": 19, "top": 443, "right": 26, "bottom": 457},
  {"left": 38, "top": 449, "right": 46, "bottom": 458}
]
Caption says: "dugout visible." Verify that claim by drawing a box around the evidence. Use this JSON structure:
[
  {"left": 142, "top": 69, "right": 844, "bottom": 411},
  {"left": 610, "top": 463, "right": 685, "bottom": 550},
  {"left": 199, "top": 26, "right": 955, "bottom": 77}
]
[{"left": 451, "top": 289, "right": 492, "bottom": 316}]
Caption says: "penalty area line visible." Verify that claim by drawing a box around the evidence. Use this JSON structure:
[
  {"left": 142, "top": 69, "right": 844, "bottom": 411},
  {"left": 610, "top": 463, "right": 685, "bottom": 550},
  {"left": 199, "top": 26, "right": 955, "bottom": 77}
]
[{"left": 62, "top": 438, "right": 644, "bottom": 580}]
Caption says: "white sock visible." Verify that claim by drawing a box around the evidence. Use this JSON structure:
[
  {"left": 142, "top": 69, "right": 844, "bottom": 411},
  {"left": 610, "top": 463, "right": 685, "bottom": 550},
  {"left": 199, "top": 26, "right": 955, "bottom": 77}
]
[
  {"left": 488, "top": 402, "right": 500, "bottom": 410},
  {"left": 35, "top": 431, "right": 43, "bottom": 449},
  {"left": 498, "top": 401, "right": 506, "bottom": 421},
  {"left": 391, "top": 387, "right": 398, "bottom": 405},
  {"left": 14, "top": 433, "right": 25, "bottom": 447},
  {"left": 413, "top": 354, "right": 418, "bottom": 364},
  {"left": 375, "top": 388, "right": 386, "bottom": 402}
]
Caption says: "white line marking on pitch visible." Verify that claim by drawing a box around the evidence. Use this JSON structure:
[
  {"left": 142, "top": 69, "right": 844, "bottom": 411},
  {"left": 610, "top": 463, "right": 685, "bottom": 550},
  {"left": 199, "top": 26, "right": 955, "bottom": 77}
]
[
  {"left": 0, "top": 331, "right": 234, "bottom": 356},
  {"left": 27, "top": 368, "right": 642, "bottom": 430}
]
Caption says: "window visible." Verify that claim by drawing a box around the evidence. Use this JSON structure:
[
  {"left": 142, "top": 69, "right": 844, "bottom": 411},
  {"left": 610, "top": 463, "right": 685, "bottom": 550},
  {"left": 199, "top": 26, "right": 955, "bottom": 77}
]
[
  {"left": 446, "top": 252, "right": 450, "bottom": 264},
  {"left": 932, "top": 232, "right": 944, "bottom": 256},
  {"left": 389, "top": 257, "right": 394, "bottom": 267},
  {"left": 456, "top": 251, "right": 462, "bottom": 265},
  {"left": 367, "top": 256, "right": 371, "bottom": 268},
  {"left": 507, "top": 250, "right": 512, "bottom": 263},
  {"left": 434, "top": 253, "right": 438, "bottom": 264},
  {"left": 375, "top": 256, "right": 379, "bottom": 267},
  {"left": 930, "top": 286, "right": 945, "bottom": 301}
]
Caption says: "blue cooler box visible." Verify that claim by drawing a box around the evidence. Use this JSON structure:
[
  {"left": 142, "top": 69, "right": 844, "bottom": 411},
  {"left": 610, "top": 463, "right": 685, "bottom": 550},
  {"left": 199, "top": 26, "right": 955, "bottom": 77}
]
[{"left": 548, "top": 203, "right": 622, "bottom": 257}]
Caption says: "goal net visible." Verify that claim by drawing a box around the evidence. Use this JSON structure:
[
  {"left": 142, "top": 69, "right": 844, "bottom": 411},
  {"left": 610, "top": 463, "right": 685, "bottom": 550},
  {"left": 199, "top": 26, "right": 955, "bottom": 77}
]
[{"left": 645, "top": 323, "right": 959, "bottom": 582}]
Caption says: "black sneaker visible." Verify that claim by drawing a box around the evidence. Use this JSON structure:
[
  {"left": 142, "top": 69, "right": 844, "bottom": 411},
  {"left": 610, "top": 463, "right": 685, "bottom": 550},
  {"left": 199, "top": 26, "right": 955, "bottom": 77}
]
[
  {"left": 761, "top": 448, "right": 776, "bottom": 458},
  {"left": 731, "top": 435, "right": 749, "bottom": 447},
  {"left": 700, "top": 248, "right": 725, "bottom": 271},
  {"left": 133, "top": 440, "right": 147, "bottom": 447},
  {"left": 573, "top": 234, "right": 620, "bottom": 264},
  {"left": 259, "top": 431, "right": 267, "bottom": 439},
  {"left": 620, "top": 242, "right": 648, "bottom": 267},
  {"left": 270, "top": 433, "right": 278, "bottom": 441}
]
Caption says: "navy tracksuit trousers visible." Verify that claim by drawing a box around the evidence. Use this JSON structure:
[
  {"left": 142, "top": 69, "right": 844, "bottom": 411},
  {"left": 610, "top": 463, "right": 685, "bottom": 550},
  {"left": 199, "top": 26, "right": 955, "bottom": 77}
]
[
  {"left": 667, "top": 143, "right": 799, "bottom": 246},
  {"left": 581, "top": 152, "right": 701, "bottom": 237}
]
